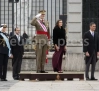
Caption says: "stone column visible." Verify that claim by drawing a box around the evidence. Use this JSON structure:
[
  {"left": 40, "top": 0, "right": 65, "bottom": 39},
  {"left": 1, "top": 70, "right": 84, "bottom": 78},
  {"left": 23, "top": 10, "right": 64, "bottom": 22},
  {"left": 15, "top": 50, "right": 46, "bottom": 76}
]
[
  {"left": 67, "top": 0, "right": 82, "bottom": 53},
  {"left": 65, "top": 0, "right": 84, "bottom": 71}
]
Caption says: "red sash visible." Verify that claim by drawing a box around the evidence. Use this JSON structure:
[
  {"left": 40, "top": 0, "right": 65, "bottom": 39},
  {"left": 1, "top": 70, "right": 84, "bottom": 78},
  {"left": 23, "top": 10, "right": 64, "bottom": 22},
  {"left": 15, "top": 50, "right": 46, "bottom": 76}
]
[{"left": 36, "top": 31, "right": 50, "bottom": 39}]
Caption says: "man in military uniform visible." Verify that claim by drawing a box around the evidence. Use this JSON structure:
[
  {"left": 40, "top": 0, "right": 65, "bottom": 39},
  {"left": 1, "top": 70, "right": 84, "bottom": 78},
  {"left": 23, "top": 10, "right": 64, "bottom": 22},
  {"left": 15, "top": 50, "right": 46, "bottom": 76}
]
[
  {"left": 31, "top": 10, "right": 50, "bottom": 73},
  {"left": 0, "top": 24, "right": 12, "bottom": 81}
]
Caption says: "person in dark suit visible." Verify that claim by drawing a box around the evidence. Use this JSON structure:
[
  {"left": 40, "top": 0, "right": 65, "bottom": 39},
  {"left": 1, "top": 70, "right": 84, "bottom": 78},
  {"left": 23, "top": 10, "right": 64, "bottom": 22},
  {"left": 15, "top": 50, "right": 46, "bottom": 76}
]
[
  {"left": 83, "top": 22, "right": 99, "bottom": 80},
  {"left": 10, "top": 27, "right": 24, "bottom": 80},
  {"left": 0, "top": 24, "right": 13, "bottom": 81}
]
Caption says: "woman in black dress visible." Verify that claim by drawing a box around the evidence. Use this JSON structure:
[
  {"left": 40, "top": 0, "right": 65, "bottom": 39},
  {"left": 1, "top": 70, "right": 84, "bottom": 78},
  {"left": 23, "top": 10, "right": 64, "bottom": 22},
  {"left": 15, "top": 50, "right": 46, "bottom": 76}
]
[{"left": 52, "top": 19, "right": 66, "bottom": 73}]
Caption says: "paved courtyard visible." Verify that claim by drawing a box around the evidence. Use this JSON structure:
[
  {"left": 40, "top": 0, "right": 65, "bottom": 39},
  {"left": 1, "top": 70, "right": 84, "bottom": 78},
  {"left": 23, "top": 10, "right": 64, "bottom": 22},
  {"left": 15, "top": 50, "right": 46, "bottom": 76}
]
[{"left": 0, "top": 71, "right": 99, "bottom": 91}]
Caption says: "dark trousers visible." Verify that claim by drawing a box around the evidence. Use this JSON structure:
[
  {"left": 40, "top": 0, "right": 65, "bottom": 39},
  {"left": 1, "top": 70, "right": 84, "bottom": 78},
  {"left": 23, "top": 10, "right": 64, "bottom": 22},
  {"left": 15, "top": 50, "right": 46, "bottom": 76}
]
[
  {"left": 85, "top": 51, "right": 96, "bottom": 78},
  {"left": 0, "top": 54, "right": 8, "bottom": 79},
  {"left": 12, "top": 54, "right": 22, "bottom": 78},
  {"left": 52, "top": 46, "right": 65, "bottom": 71}
]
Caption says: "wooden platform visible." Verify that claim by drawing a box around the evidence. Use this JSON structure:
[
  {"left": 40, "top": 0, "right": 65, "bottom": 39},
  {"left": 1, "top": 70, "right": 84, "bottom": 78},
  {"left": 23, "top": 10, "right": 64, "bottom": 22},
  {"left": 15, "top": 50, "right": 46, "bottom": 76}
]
[{"left": 19, "top": 71, "right": 84, "bottom": 81}]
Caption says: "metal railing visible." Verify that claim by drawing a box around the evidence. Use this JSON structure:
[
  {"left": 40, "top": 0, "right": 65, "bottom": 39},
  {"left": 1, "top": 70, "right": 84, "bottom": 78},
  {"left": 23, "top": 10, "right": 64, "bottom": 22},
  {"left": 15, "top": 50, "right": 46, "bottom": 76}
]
[
  {"left": 0, "top": 0, "right": 67, "bottom": 51},
  {"left": 83, "top": 0, "right": 99, "bottom": 37}
]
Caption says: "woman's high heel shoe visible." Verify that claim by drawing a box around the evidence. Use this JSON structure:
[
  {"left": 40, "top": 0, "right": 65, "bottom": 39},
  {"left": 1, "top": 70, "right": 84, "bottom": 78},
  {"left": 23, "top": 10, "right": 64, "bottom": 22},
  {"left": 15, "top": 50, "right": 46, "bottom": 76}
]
[{"left": 58, "top": 71, "right": 63, "bottom": 73}]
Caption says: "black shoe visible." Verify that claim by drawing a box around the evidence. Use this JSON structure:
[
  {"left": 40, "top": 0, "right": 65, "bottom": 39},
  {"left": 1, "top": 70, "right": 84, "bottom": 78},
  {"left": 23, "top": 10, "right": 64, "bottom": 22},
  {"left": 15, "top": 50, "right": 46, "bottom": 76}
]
[
  {"left": 14, "top": 78, "right": 19, "bottom": 80},
  {"left": 90, "top": 78, "right": 98, "bottom": 80},
  {"left": 1, "top": 79, "right": 8, "bottom": 81},
  {"left": 40, "top": 71, "right": 48, "bottom": 73},
  {"left": 36, "top": 71, "right": 41, "bottom": 73},
  {"left": 54, "top": 69, "right": 58, "bottom": 72},
  {"left": 86, "top": 77, "right": 90, "bottom": 80},
  {"left": 58, "top": 71, "right": 63, "bottom": 73},
  {"left": 13, "top": 77, "right": 19, "bottom": 80},
  {"left": 54, "top": 71, "right": 58, "bottom": 72}
]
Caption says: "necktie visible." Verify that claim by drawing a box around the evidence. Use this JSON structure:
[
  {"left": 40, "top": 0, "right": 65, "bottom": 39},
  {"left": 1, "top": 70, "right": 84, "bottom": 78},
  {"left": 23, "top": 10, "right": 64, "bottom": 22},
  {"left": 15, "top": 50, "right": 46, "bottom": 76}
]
[{"left": 92, "top": 32, "right": 94, "bottom": 37}]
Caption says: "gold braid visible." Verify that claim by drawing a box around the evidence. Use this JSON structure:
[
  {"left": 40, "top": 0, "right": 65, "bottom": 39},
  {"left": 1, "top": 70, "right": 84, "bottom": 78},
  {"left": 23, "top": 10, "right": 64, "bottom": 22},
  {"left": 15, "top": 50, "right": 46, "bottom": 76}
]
[{"left": 0, "top": 38, "right": 5, "bottom": 45}]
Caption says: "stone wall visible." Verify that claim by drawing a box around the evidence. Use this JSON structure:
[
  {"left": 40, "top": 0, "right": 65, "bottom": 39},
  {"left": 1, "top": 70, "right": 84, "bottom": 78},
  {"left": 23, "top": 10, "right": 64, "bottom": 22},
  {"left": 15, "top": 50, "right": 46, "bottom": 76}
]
[{"left": 7, "top": 52, "right": 99, "bottom": 71}]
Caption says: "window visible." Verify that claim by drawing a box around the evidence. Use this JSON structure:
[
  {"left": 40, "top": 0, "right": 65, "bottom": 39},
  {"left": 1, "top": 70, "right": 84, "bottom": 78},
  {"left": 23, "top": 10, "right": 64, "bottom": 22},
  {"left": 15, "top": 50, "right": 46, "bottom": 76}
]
[
  {"left": 9, "top": 0, "right": 19, "bottom": 3},
  {"left": 63, "top": 0, "right": 67, "bottom": 14},
  {"left": 83, "top": 0, "right": 99, "bottom": 36}
]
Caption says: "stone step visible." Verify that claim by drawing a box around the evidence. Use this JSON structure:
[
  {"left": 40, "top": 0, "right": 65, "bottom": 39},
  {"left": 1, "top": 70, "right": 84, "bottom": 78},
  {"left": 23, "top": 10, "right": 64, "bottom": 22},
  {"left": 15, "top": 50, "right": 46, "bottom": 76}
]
[
  {"left": 23, "top": 52, "right": 65, "bottom": 59},
  {"left": 24, "top": 52, "right": 54, "bottom": 54},
  {"left": 19, "top": 71, "right": 84, "bottom": 81}
]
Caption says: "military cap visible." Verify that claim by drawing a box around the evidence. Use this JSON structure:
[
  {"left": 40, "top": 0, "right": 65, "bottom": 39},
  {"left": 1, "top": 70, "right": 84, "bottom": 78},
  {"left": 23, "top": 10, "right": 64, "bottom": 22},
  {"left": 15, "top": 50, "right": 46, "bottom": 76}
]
[
  {"left": 39, "top": 10, "right": 46, "bottom": 14},
  {"left": 1, "top": 24, "right": 7, "bottom": 28}
]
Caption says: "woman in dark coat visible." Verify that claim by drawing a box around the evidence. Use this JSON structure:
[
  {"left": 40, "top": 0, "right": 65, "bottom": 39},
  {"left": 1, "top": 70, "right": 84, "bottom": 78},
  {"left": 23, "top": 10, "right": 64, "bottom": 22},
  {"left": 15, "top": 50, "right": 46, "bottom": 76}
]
[{"left": 52, "top": 19, "right": 66, "bottom": 73}]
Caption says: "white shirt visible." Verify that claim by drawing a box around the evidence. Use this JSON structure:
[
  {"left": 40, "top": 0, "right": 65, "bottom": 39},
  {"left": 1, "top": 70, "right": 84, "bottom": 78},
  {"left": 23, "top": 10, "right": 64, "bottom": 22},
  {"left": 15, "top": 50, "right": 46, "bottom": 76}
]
[
  {"left": 16, "top": 34, "right": 20, "bottom": 42},
  {"left": 90, "top": 30, "right": 94, "bottom": 36}
]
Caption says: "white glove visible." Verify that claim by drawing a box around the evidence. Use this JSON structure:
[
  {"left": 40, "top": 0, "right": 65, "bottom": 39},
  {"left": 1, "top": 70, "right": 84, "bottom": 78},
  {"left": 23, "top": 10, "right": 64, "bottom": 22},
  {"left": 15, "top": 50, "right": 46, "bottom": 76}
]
[
  {"left": 35, "top": 13, "right": 41, "bottom": 18},
  {"left": 47, "top": 41, "right": 50, "bottom": 45},
  {"left": 9, "top": 54, "right": 13, "bottom": 58},
  {"left": 48, "top": 41, "right": 50, "bottom": 45},
  {"left": 9, "top": 54, "right": 12, "bottom": 57}
]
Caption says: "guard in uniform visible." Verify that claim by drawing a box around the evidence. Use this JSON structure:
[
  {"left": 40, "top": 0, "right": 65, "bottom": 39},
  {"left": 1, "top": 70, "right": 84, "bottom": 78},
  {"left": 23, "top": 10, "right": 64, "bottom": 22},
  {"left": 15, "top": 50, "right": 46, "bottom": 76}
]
[
  {"left": 0, "top": 24, "right": 12, "bottom": 81},
  {"left": 31, "top": 10, "right": 50, "bottom": 73}
]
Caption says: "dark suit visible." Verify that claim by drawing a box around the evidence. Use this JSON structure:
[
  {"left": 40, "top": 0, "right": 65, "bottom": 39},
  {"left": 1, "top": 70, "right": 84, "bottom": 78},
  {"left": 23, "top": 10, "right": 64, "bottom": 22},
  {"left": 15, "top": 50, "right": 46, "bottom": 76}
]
[
  {"left": 0, "top": 31, "right": 9, "bottom": 79},
  {"left": 10, "top": 35, "right": 24, "bottom": 79},
  {"left": 9, "top": 32, "right": 13, "bottom": 38},
  {"left": 83, "top": 31, "right": 99, "bottom": 78}
]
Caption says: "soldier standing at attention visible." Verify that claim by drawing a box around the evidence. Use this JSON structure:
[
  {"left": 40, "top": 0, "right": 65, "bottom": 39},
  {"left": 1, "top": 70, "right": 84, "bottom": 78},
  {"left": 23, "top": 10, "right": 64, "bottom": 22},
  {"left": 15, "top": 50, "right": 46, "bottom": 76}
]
[
  {"left": 0, "top": 24, "right": 12, "bottom": 81},
  {"left": 31, "top": 10, "right": 50, "bottom": 73}
]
